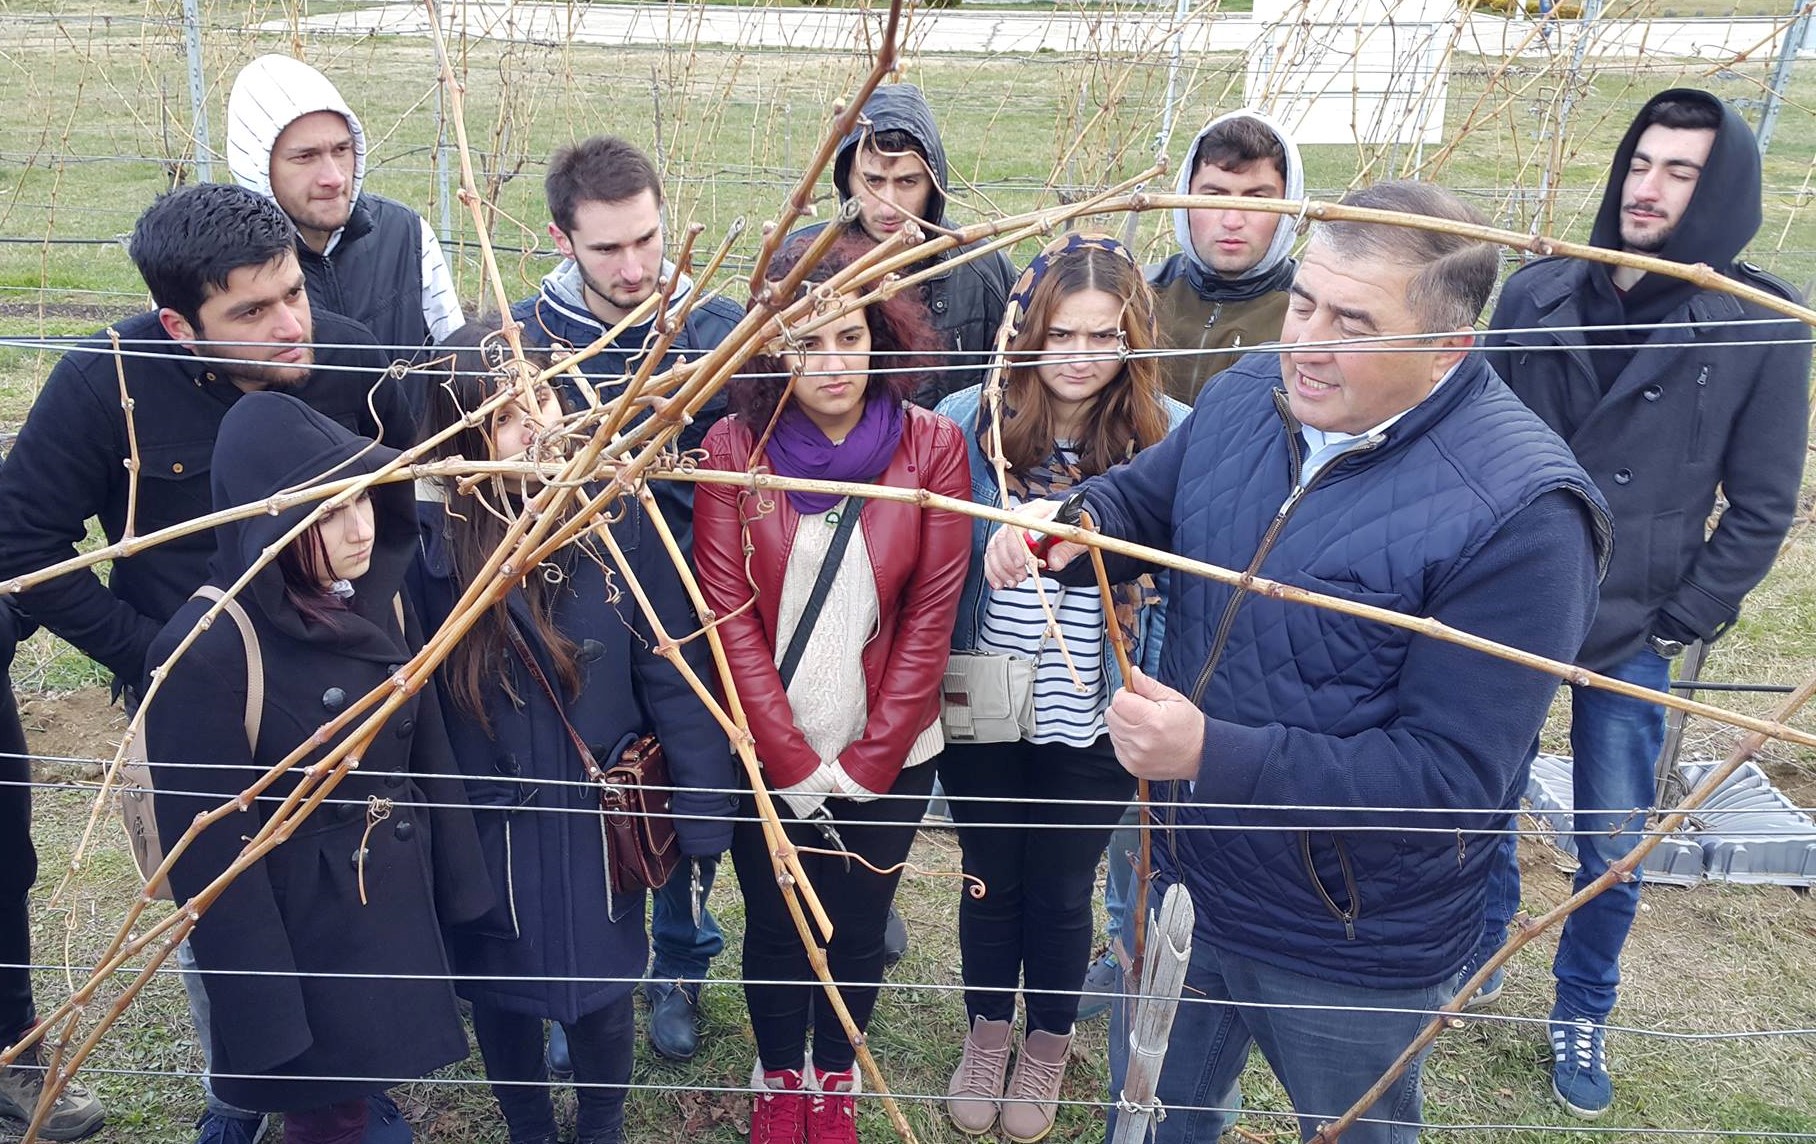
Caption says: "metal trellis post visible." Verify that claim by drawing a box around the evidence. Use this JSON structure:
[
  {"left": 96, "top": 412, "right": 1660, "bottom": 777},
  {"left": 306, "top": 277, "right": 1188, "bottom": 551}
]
[
  {"left": 181, "top": 0, "right": 213, "bottom": 183},
  {"left": 1755, "top": 0, "right": 1814, "bottom": 157}
]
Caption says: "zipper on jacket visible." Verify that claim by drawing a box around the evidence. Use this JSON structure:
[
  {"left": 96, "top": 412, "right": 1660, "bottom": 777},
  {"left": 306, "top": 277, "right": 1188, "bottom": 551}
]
[
  {"left": 1186, "top": 421, "right": 1379, "bottom": 707},
  {"left": 1299, "top": 832, "right": 1360, "bottom": 939},
  {"left": 1688, "top": 365, "right": 1710, "bottom": 456}
]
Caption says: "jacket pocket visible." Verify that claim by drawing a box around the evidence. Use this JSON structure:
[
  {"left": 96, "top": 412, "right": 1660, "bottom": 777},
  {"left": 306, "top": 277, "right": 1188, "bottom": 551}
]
[
  {"left": 1300, "top": 832, "right": 1360, "bottom": 940},
  {"left": 137, "top": 440, "right": 215, "bottom": 530},
  {"left": 454, "top": 808, "right": 522, "bottom": 939},
  {"left": 1686, "top": 365, "right": 1712, "bottom": 463}
]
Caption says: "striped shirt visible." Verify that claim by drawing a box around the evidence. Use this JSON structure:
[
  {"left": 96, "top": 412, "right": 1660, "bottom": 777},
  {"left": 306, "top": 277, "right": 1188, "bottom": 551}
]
[{"left": 977, "top": 487, "right": 1109, "bottom": 747}]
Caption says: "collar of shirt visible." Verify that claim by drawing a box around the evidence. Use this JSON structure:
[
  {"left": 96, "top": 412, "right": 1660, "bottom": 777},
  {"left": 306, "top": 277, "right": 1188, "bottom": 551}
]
[{"left": 1295, "top": 361, "right": 1461, "bottom": 488}]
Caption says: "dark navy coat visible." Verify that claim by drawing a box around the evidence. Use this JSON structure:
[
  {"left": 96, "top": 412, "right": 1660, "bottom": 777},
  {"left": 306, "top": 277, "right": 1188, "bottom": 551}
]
[
  {"left": 1074, "top": 352, "right": 1609, "bottom": 988},
  {"left": 409, "top": 494, "right": 735, "bottom": 1023},
  {"left": 147, "top": 393, "right": 490, "bottom": 1112}
]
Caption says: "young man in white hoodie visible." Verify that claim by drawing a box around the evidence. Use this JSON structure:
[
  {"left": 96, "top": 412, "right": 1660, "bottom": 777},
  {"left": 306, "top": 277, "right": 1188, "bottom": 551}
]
[
  {"left": 1144, "top": 109, "right": 1304, "bottom": 403},
  {"left": 1071, "top": 110, "right": 1306, "bottom": 1023},
  {"left": 227, "top": 53, "right": 464, "bottom": 414},
  {"left": 511, "top": 135, "right": 743, "bottom": 1067}
]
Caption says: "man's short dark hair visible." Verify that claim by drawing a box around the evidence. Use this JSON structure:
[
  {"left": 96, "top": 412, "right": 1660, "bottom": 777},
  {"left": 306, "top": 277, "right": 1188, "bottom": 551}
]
[
  {"left": 1643, "top": 96, "right": 1723, "bottom": 133},
  {"left": 129, "top": 184, "right": 297, "bottom": 327},
  {"left": 862, "top": 128, "right": 929, "bottom": 166},
  {"left": 1316, "top": 181, "right": 1499, "bottom": 332},
  {"left": 545, "top": 136, "right": 663, "bottom": 234},
  {"left": 1192, "top": 116, "right": 1288, "bottom": 184}
]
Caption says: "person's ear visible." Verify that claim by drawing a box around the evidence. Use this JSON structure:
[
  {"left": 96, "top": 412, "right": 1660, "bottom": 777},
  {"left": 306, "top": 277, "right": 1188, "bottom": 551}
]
[
  {"left": 1427, "top": 330, "right": 1474, "bottom": 382},
  {"left": 550, "top": 223, "right": 573, "bottom": 260},
  {"left": 158, "top": 308, "right": 198, "bottom": 348}
]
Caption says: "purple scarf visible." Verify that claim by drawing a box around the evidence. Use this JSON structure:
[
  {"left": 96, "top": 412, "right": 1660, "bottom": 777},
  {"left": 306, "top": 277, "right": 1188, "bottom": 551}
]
[{"left": 765, "top": 396, "right": 904, "bottom": 515}]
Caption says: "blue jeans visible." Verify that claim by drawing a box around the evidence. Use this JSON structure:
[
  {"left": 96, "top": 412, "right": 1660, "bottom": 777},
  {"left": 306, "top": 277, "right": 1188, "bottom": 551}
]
[
  {"left": 648, "top": 855, "right": 722, "bottom": 985},
  {"left": 1107, "top": 910, "right": 1452, "bottom": 1143},
  {"left": 1103, "top": 806, "right": 1138, "bottom": 950},
  {"left": 1478, "top": 646, "right": 1669, "bottom": 1021},
  {"left": 174, "top": 938, "right": 264, "bottom": 1122}
]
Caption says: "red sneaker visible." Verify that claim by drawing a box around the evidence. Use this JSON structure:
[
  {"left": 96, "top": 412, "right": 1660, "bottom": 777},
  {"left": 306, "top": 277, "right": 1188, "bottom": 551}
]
[
  {"left": 807, "top": 1064, "right": 859, "bottom": 1144},
  {"left": 750, "top": 1065, "right": 807, "bottom": 1144}
]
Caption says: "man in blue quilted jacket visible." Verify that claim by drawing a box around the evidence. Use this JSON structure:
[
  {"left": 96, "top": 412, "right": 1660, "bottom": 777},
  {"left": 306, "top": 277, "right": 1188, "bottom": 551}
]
[{"left": 985, "top": 181, "right": 1608, "bottom": 1143}]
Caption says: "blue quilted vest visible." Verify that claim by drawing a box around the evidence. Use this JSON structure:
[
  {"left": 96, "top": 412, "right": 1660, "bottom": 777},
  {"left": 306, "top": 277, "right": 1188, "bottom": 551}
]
[{"left": 1149, "top": 351, "right": 1608, "bottom": 988}]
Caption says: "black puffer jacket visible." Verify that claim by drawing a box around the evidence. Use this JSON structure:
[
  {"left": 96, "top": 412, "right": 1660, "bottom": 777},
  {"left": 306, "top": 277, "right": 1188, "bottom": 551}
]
[
  {"left": 796, "top": 84, "right": 1017, "bottom": 408},
  {"left": 1486, "top": 88, "right": 1811, "bottom": 671}
]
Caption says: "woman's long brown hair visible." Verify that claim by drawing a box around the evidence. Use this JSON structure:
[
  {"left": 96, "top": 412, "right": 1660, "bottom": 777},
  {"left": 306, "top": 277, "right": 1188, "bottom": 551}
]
[
  {"left": 419, "top": 327, "right": 581, "bottom": 735},
  {"left": 997, "top": 246, "right": 1169, "bottom": 476}
]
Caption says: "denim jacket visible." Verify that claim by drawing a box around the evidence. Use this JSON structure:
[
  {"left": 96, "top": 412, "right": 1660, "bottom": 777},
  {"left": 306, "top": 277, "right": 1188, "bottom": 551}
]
[{"left": 934, "top": 384, "right": 1190, "bottom": 693}]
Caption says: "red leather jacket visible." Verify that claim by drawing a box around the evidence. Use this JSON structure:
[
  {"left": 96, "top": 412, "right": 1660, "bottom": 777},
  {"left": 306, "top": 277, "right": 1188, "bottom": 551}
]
[{"left": 693, "top": 405, "right": 971, "bottom": 793}]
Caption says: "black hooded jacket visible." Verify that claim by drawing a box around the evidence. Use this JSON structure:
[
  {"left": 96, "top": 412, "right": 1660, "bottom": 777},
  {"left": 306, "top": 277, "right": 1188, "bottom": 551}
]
[
  {"left": 145, "top": 392, "right": 488, "bottom": 1112},
  {"left": 1486, "top": 89, "right": 1810, "bottom": 670},
  {"left": 795, "top": 83, "right": 1017, "bottom": 408}
]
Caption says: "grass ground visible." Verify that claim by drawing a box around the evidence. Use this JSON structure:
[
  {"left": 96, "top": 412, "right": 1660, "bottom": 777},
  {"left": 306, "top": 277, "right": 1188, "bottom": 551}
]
[{"left": 4, "top": 1, "right": 1816, "bottom": 1140}]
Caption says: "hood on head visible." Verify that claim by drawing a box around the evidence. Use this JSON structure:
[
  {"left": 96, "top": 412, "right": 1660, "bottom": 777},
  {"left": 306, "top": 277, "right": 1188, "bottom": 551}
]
[
  {"left": 1172, "top": 108, "right": 1304, "bottom": 284},
  {"left": 1590, "top": 88, "right": 1759, "bottom": 271},
  {"left": 831, "top": 83, "right": 951, "bottom": 227},
  {"left": 226, "top": 54, "right": 368, "bottom": 209},
  {"left": 208, "top": 392, "right": 411, "bottom": 638}
]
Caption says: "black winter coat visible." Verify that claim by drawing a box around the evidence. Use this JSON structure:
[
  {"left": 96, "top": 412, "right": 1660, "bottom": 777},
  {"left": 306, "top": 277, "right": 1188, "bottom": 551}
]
[
  {"left": 408, "top": 495, "right": 735, "bottom": 1024},
  {"left": 0, "top": 310, "right": 413, "bottom": 688},
  {"left": 801, "top": 83, "right": 1017, "bottom": 409},
  {"left": 146, "top": 393, "right": 489, "bottom": 1113},
  {"left": 1486, "top": 89, "right": 1811, "bottom": 671}
]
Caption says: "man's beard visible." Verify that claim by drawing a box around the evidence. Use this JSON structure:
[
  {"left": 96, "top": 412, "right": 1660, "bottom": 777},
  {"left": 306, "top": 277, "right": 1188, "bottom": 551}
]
[
  {"left": 1620, "top": 204, "right": 1674, "bottom": 254},
  {"left": 578, "top": 263, "right": 657, "bottom": 316},
  {"left": 213, "top": 345, "right": 316, "bottom": 391}
]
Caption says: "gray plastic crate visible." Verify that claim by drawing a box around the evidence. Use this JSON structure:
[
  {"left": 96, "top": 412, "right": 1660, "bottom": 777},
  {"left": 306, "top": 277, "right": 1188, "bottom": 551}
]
[
  {"left": 1522, "top": 755, "right": 1816, "bottom": 887},
  {"left": 1523, "top": 754, "right": 1706, "bottom": 886}
]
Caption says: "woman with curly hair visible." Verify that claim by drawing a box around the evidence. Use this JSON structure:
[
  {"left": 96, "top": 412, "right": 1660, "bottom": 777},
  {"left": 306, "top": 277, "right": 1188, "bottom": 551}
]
[{"left": 692, "top": 233, "right": 971, "bottom": 1144}]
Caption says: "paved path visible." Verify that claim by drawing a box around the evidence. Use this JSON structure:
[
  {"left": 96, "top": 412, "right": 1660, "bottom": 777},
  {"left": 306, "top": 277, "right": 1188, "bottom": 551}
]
[{"left": 266, "top": 2, "right": 1799, "bottom": 62}]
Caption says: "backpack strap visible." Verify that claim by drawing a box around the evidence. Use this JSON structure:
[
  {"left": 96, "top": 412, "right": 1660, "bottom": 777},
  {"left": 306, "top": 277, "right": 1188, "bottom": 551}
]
[{"left": 192, "top": 586, "right": 264, "bottom": 749}]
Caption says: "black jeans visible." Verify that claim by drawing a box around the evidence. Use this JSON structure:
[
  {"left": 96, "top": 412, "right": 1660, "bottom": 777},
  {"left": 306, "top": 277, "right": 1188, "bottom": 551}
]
[
  {"left": 730, "top": 762, "right": 936, "bottom": 1073},
  {"left": 938, "top": 735, "right": 1135, "bottom": 1034},
  {"left": 472, "top": 993, "right": 633, "bottom": 1144},
  {"left": 0, "top": 600, "right": 37, "bottom": 1048}
]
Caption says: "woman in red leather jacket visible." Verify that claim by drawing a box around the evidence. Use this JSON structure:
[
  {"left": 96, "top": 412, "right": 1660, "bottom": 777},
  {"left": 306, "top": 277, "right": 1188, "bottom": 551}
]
[{"left": 692, "top": 233, "right": 971, "bottom": 1144}]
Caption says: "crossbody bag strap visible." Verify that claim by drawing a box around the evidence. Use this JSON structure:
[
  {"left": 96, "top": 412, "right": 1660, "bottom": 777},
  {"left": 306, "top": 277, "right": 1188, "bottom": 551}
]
[
  {"left": 777, "top": 498, "right": 866, "bottom": 690},
  {"left": 503, "top": 618, "right": 604, "bottom": 784},
  {"left": 192, "top": 586, "right": 264, "bottom": 748}
]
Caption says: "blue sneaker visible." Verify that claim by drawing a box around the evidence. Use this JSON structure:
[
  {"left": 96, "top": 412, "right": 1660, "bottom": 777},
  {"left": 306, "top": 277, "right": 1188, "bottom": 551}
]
[
  {"left": 363, "top": 1092, "right": 412, "bottom": 1143},
  {"left": 193, "top": 1111, "right": 268, "bottom": 1144},
  {"left": 1453, "top": 948, "right": 1505, "bottom": 1012},
  {"left": 1075, "top": 950, "right": 1120, "bottom": 1021},
  {"left": 1549, "top": 1013, "right": 1613, "bottom": 1119}
]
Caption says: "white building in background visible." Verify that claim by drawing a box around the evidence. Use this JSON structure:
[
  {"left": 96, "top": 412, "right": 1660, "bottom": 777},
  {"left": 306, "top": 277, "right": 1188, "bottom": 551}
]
[{"left": 1242, "top": 0, "right": 1458, "bottom": 146}]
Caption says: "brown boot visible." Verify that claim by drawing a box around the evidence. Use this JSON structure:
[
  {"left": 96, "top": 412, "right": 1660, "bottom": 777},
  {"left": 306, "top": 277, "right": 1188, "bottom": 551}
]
[
  {"left": 999, "top": 1028, "right": 1071, "bottom": 1144},
  {"left": 945, "top": 1015, "right": 1013, "bottom": 1135}
]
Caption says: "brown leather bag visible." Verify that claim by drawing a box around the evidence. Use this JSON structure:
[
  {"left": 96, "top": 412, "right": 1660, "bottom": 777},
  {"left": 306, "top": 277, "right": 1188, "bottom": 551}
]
[
  {"left": 598, "top": 734, "right": 681, "bottom": 895},
  {"left": 506, "top": 624, "right": 680, "bottom": 894}
]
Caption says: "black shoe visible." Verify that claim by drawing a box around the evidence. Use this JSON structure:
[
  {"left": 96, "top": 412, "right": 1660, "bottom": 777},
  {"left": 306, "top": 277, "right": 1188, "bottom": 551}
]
[
  {"left": 882, "top": 906, "right": 908, "bottom": 970},
  {"left": 646, "top": 983, "right": 701, "bottom": 1062},
  {"left": 545, "top": 1021, "right": 573, "bottom": 1081}
]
